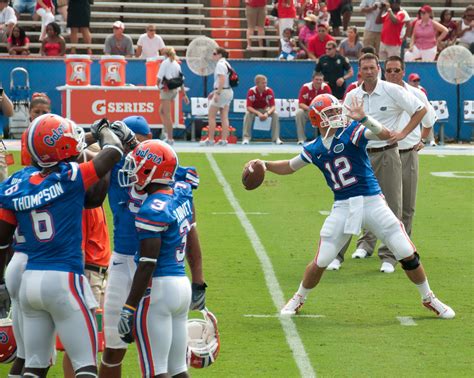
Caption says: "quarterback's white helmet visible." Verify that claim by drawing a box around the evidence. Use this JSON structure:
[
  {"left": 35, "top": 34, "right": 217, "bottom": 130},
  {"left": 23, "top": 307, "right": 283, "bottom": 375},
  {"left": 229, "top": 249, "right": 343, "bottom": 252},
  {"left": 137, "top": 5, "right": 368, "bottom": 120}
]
[{"left": 187, "top": 308, "right": 220, "bottom": 368}]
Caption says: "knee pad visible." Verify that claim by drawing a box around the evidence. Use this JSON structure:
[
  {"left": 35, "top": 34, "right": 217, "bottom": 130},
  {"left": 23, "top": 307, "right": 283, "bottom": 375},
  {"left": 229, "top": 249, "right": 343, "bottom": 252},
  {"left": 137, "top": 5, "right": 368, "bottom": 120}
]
[{"left": 400, "top": 252, "right": 420, "bottom": 271}]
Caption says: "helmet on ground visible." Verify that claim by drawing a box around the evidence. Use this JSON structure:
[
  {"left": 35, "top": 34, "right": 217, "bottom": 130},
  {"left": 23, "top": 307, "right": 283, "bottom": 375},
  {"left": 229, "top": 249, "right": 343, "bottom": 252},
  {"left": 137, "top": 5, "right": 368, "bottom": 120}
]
[
  {"left": 187, "top": 308, "right": 220, "bottom": 369},
  {"left": 118, "top": 139, "right": 178, "bottom": 190},
  {"left": 27, "top": 113, "right": 85, "bottom": 168},
  {"left": 308, "top": 94, "right": 346, "bottom": 131},
  {"left": 0, "top": 317, "right": 16, "bottom": 364}
]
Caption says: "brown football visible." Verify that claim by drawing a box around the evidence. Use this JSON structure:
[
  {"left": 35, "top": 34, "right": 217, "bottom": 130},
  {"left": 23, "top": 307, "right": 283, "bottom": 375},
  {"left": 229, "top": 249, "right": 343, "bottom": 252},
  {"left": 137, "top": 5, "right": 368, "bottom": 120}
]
[{"left": 242, "top": 161, "right": 265, "bottom": 190}]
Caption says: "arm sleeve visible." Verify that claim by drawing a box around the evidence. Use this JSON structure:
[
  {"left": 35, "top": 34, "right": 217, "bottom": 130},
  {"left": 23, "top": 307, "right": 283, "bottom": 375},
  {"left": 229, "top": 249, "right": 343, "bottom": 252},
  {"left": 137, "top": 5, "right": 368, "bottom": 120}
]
[
  {"left": 246, "top": 89, "right": 254, "bottom": 107},
  {"left": 349, "top": 123, "right": 369, "bottom": 148},
  {"left": 137, "top": 35, "right": 144, "bottom": 47},
  {"left": 300, "top": 145, "right": 314, "bottom": 164},
  {"left": 289, "top": 155, "right": 309, "bottom": 171},
  {"left": 268, "top": 89, "right": 276, "bottom": 107},
  {"left": 79, "top": 161, "right": 100, "bottom": 190},
  {"left": 389, "top": 84, "right": 424, "bottom": 116},
  {"left": 298, "top": 86, "right": 306, "bottom": 104},
  {"left": 0, "top": 208, "right": 17, "bottom": 226}
]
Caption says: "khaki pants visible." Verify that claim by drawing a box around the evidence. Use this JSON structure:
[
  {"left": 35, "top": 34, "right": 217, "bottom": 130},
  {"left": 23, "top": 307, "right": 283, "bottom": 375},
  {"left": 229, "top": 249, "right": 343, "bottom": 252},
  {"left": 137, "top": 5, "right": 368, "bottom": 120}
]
[
  {"left": 243, "top": 108, "right": 280, "bottom": 142},
  {"left": 379, "top": 42, "right": 401, "bottom": 60},
  {"left": 400, "top": 148, "right": 419, "bottom": 236},
  {"left": 84, "top": 269, "right": 107, "bottom": 308},
  {"left": 363, "top": 30, "right": 381, "bottom": 54},
  {"left": 295, "top": 109, "right": 309, "bottom": 143}
]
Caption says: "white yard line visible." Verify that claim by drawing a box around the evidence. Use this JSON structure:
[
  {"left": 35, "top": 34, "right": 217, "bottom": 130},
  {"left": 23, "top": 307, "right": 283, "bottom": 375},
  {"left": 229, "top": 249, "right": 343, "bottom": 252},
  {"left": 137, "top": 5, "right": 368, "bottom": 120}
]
[
  {"left": 318, "top": 210, "right": 330, "bottom": 215},
  {"left": 396, "top": 316, "right": 417, "bottom": 326},
  {"left": 211, "top": 212, "right": 269, "bottom": 215},
  {"left": 245, "top": 314, "right": 325, "bottom": 318},
  {"left": 206, "top": 153, "right": 316, "bottom": 378}
]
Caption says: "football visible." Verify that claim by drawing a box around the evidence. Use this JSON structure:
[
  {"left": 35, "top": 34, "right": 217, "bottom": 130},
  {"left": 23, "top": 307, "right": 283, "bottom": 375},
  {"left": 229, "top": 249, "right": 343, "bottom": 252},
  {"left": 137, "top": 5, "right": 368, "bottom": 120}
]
[{"left": 242, "top": 160, "right": 265, "bottom": 190}]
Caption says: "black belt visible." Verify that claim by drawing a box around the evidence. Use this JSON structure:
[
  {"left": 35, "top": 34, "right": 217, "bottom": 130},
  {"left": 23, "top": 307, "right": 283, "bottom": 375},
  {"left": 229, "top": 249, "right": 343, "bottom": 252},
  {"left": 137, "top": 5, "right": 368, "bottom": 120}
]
[
  {"left": 399, "top": 145, "right": 417, "bottom": 153},
  {"left": 85, "top": 264, "right": 108, "bottom": 274},
  {"left": 366, "top": 143, "right": 398, "bottom": 154}
]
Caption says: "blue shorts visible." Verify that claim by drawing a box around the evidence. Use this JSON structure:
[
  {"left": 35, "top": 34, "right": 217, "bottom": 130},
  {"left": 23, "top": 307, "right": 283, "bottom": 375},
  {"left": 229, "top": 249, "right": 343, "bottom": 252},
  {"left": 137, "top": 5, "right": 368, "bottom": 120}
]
[{"left": 13, "top": 0, "right": 36, "bottom": 15}]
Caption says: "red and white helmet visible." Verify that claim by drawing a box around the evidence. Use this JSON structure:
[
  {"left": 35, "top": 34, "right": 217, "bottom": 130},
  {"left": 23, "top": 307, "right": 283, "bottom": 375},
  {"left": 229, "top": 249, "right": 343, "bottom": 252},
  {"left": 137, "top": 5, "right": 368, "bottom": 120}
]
[
  {"left": 0, "top": 318, "right": 17, "bottom": 364},
  {"left": 27, "top": 113, "right": 85, "bottom": 167},
  {"left": 308, "top": 94, "right": 347, "bottom": 132},
  {"left": 187, "top": 308, "right": 220, "bottom": 369},
  {"left": 118, "top": 139, "right": 178, "bottom": 190}
]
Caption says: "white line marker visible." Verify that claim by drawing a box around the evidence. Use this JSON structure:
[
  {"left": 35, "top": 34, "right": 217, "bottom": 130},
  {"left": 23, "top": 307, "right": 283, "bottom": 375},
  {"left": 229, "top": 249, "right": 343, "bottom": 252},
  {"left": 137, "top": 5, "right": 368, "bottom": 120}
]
[
  {"left": 396, "top": 316, "right": 417, "bottom": 326},
  {"left": 211, "top": 212, "right": 269, "bottom": 215},
  {"left": 207, "top": 153, "right": 316, "bottom": 378},
  {"left": 245, "top": 314, "right": 325, "bottom": 318},
  {"left": 319, "top": 210, "right": 330, "bottom": 215},
  {"left": 437, "top": 155, "right": 446, "bottom": 158}
]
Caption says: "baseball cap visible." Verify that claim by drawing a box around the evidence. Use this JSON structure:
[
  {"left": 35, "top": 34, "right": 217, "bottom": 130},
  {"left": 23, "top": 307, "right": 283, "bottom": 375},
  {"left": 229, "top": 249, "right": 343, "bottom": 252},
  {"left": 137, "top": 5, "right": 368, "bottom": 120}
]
[
  {"left": 113, "top": 21, "right": 125, "bottom": 30},
  {"left": 122, "top": 116, "right": 151, "bottom": 136},
  {"left": 304, "top": 14, "right": 318, "bottom": 23},
  {"left": 420, "top": 5, "right": 432, "bottom": 13},
  {"left": 408, "top": 73, "right": 421, "bottom": 81},
  {"left": 317, "top": 23, "right": 329, "bottom": 29}
]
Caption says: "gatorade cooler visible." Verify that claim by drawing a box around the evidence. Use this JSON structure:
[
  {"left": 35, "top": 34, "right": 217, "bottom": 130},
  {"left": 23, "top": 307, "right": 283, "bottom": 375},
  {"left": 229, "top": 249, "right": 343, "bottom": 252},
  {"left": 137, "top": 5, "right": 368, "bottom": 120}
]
[
  {"left": 56, "top": 308, "right": 105, "bottom": 352},
  {"left": 100, "top": 55, "right": 127, "bottom": 86},
  {"left": 146, "top": 56, "right": 164, "bottom": 86},
  {"left": 64, "top": 54, "right": 92, "bottom": 86}
]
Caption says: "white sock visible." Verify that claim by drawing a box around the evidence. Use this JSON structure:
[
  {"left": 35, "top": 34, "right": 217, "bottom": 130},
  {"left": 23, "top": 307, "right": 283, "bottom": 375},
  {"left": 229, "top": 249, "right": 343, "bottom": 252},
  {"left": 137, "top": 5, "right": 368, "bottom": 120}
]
[
  {"left": 416, "top": 279, "right": 432, "bottom": 299},
  {"left": 296, "top": 282, "right": 311, "bottom": 298}
]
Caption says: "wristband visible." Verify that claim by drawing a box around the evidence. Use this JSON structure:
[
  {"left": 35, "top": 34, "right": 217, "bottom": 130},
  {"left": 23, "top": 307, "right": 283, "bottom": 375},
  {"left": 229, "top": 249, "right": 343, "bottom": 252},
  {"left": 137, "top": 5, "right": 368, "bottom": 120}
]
[{"left": 123, "top": 304, "right": 136, "bottom": 312}]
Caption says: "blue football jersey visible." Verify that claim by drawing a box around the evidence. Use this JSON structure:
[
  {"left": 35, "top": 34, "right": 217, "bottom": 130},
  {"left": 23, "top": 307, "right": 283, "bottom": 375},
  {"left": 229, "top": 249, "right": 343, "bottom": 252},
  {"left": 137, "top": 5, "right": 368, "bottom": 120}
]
[
  {"left": 0, "top": 162, "right": 95, "bottom": 274},
  {"left": 301, "top": 122, "right": 382, "bottom": 201},
  {"left": 109, "top": 162, "right": 200, "bottom": 256},
  {"left": 135, "top": 182, "right": 194, "bottom": 277}
]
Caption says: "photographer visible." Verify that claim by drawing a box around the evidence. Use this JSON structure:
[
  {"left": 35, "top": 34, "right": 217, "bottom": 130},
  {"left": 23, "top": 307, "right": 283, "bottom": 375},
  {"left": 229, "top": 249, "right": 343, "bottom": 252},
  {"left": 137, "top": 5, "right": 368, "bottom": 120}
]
[
  {"left": 0, "top": 88, "right": 14, "bottom": 182},
  {"left": 376, "top": 0, "right": 410, "bottom": 60}
]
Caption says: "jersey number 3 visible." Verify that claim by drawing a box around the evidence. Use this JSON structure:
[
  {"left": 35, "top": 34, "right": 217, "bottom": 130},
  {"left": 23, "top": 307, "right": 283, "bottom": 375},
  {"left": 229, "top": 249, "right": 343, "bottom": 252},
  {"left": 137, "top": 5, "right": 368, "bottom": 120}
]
[{"left": 324, "top": 156, "right": 357, "bottom": 190}]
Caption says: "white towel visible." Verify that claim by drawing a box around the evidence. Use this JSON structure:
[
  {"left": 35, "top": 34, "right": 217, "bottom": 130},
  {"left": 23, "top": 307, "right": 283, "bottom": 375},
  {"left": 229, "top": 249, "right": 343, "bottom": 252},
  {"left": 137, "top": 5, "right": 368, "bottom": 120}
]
[{"left": 344, "top": 196, "right": 364, "bottom": 235}]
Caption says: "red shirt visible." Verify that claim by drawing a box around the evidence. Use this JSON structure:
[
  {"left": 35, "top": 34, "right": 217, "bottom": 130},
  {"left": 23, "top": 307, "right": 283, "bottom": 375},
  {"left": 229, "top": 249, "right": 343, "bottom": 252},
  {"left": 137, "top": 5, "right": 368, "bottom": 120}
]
[
  {"left": 343, "top": 81, "right": 360, "bottom": 100},
  {"left": 277, "top": 0, "right": 297, "bottom": 19},
  {"left": 35, "top": 0, "right": 53, "bottom": 11},
  {"left": 246, "top": 86, "right": 276, "bottom": 109},
  {"left": 246, "top": 0, "right": 267, "bottom": 7},
  {"left": 82, "top": 207, "right": 111, "bottom": 268},
  {"left": 298, "top": 81, "right": 332, "bottom": 106},
  {"left": 380, "top": 10, "right": 410, "bottom": 46},
  {"left": 325, "top": 0, "right": 341, "bottom": 12},
  {"left": 299, "top": 0, "right": 319, "bottom": 19},
  {"left": 307, "top": 34, "right": 335, "bottom": 58}
]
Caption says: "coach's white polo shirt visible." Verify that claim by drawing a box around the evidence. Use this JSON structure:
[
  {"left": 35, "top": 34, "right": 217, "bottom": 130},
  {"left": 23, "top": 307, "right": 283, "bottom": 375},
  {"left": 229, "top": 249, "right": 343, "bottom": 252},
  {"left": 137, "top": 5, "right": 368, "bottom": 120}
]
[
  {"left": 343, "top": 79, "right": 424, "bottom": 148},
  {"left": 398, "top": 82, "right": 436, "bottom": 150}
]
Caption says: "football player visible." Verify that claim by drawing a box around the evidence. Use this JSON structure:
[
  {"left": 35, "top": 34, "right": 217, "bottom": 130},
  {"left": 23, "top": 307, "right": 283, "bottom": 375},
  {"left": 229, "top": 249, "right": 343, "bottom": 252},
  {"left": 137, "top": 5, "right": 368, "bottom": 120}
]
[
  {"left": 117, "top": 139, "right": 193, "bottom": 377},
  {"left": 100, "top": 117, "right": 206, "bottom": 378},
  {"left": 247, "top": 94, "right": 455, "bottom": 320},
  {"left": 0, "top": 114, "right": 128, "bottom": 378}
]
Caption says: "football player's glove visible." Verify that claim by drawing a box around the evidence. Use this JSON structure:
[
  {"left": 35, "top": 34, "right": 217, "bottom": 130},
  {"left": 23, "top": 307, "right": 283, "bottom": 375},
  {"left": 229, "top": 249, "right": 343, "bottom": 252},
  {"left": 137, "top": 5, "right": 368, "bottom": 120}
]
[
  {"left": 110, "top": 120, "right": 138, "bottom": 150},
  {"left": 0, "top": 284, "right": 10, "bottom": 319},
  {"left": 90, "top": 118, "right": 110, "bottom": 141},
  {"left": 118, "top": 305, "right": 135, "bottom": 344},
  {"left": 190, "top": 282, "right": 207, "bottom": 311}
]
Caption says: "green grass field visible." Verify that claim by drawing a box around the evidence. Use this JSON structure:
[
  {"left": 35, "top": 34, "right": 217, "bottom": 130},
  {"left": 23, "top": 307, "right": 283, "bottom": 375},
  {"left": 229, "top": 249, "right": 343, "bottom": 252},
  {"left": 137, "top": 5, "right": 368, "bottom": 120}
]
[{"left": 1, "top": 151, "right": 473, "bottom": 377}]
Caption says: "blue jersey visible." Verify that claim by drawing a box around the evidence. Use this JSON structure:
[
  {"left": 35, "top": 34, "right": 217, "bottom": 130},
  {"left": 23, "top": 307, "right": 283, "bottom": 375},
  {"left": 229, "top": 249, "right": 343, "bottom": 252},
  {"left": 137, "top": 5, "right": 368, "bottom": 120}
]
[
  {"left": 109, "top": 162, "right": 200, "bottom": 256},
  {"left": 0, "top": 162, "right": 97, "bottom": 274},
  {"left": 135, "top": 182, "right": 194, "bottom": 277},
  {"left": 301, "top": 122, "right": 382, "bottom": 201}
]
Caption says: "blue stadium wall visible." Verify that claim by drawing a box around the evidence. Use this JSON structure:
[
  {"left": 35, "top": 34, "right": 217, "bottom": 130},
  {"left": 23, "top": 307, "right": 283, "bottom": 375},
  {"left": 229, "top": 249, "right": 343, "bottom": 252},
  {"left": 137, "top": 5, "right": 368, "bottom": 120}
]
[{"left": 0, "top": 58, "right": 472, "bottom": 141}]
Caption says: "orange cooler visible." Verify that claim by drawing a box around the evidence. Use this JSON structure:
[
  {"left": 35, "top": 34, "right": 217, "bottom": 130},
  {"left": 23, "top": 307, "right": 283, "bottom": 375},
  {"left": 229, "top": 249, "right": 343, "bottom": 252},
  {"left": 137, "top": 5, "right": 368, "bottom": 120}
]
[
  {"left": 146, "top": 57, "right": 164, "bottom": 86},
  {"left": 100, "top": 55, "right": 127, "bottom": 86},
  {"left": 64, "top": 54, "right": 92, "bottom": 86}
]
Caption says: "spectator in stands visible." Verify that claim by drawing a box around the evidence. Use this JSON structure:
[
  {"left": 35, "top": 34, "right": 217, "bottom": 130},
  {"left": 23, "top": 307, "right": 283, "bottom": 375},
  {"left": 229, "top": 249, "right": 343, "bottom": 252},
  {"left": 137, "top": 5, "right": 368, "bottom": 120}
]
[
  {"left": 339, "top": 26, "right": 363, "bottom": 59},
  {"left": 376, "top": 0, "right": 410, "bottom": 60},
  {"left": 326, "top": 0, "right": 351, "bottom": 36},
  {"left": 438, "top": 9, "right": 457, "bottom": 52},
  {"left": 136, "top": 24, "right": 166, "bottom": 58},
  {"left": 457, "top": 5, "right": 474, "bottom": 53},
  {"left": 36, "top": 0, "right": 55, "bottom": 41},
  {"left": 201, "top": 47, "right": 234, "bottom": 146},
  {"left": 157, "top": 47, "right": 189, "bottom": 145},
  {"left": 318, "top": 3, "right": 330, "bottom": 25},
  {"left": 405, "top": 5, "right": 448, "bottom": 62},
  {"left": 295, "top": 71, "right": 331, "bottom": 144},
  {"left": 67, "top": 0, "right": 92, "bottom": 55},
  {"left": 0, "top": 89, "right": 14, "bottom": 182},
  {"left": 242, "top": 74, "right": 282, "bottom": 145},
  {"left": 0, "top": 0, "right": 17, "bottom": 43},
  {"left": 56, "top": 0, "right": 69, "bottom": 35},
  {"left": 297, "top": 0, "right": 320, "bottom": 28},
  {"left": 307, "top": 23, "right": 335, "bottom": 60},
  {"left": 104, "top": 20, "right": 134, "bottom": 57},
  {"left": 342, "top": 71, "right": 362, "bottom": 99},
  {"left": 279, "top": 27, "right": 297, "bottom": 60},
  {"left": 7, "top": 25, "right": 30, "bottom": 55},
  {"left": 360, "top": 0, "right": 382, "bottom": 53},
  {"left": 315, "top": 40, "right": 353, "bottom": 99},
  {"left": 40, "top": 21, "right": 66, "bottom": 56},
  {"left": 276, "top": 0, "right": 297, "bottom": 38},
  {"left": 12, "top": 0, "right": 35, "bottom": 18},
  {"left": 245, "top": 0, "right": 266, "bottom": 49},
  {"left": 297, "top": 14, "right": 317, "bottom": 59}
]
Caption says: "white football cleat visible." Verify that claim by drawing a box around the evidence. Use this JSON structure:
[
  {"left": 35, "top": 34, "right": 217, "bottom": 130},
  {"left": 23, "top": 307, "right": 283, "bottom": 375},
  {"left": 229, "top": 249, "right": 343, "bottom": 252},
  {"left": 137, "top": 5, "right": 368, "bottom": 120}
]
[
  {"left": 422, "top": 292, "right": 455, "bottom": 319},
  {"left": 380, "top": 262, "right": 395, "bottom": 273},
  {"left": 281, "top": 294, "right": 305, "bottom": 315},
  {"left": 352, "top": 248, "right": 369, "bottom": 259},
  {"left": 242, "top": 138, "right": 250, "bottom": 145},
  {"left": 297, "top": 140, "right": 305, "bottom": 145},
  {"left": 326, "top": 259, "right": 342, "bottom": 271},
  {"left": 274, "top": 138, "right": 284, "bottom": 145}
]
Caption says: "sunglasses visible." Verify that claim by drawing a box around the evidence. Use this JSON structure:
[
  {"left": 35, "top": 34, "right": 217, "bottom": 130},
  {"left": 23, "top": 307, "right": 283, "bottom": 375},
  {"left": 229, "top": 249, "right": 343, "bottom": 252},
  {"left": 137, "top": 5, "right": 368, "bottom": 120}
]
[
  {"left": 213, "top": 52, "right": 218, "bottom": 55},
  {"left": 411, "top": 79, "right": 420, "bottom": 82},
  {"left": 385, "top": 68, "right": 402, "bottom": 73},
  {"left": 326, "top": 47, "right": 334, "bottom": 50}
]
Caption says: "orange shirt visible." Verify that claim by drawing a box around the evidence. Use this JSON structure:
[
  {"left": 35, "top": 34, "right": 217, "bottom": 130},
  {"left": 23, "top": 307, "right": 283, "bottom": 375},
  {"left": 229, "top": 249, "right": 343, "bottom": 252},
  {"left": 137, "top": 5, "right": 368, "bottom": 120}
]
[
  {"left": 21, "top": 130, "right": 32, "bottom": 166},
  {"left": 82, "top": 206, "right": 111, "bottom": 268}
]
